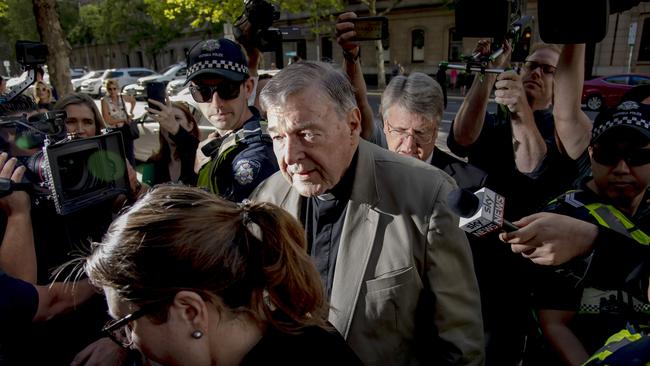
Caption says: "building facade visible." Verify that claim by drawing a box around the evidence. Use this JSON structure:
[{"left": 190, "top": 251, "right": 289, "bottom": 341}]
[{"left": 69, "top": 1, "right": 650, "bottom": 79}]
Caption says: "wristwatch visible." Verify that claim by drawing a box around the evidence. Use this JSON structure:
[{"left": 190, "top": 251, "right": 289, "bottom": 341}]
[{"left": 343, "top": 48, "right": 360, "bottom": 63}]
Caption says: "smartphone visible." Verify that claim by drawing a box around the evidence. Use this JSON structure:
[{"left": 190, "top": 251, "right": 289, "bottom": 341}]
[
  {"left": 146, "top": 82, "right": 166, "bottom": 110},
  {"left": 349, "top": 16, "right": 389, "bottom": 41}
]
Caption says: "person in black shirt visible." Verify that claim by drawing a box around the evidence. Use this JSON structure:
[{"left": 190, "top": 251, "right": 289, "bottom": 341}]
[{"left": 85, "top": 185, "right": 361, "bottom": 366}]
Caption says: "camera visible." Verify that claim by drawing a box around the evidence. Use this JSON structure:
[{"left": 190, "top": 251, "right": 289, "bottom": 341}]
[
  {"left": 233, "top": 0, "right": 282, "bottom": 52},
  {"left": 2, "top": 112, "right": 129, "bottom": 215},
  {"left": 1, "top": 41, "right": 130, "bottom": 215}
]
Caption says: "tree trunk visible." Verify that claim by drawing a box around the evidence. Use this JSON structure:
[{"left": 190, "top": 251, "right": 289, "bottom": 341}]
[
  {"left": 376, "top": 39, "right": 386, "bottom": 88},
  {"left": 32, "top": 0, "right": 73, "bottom": 96}
]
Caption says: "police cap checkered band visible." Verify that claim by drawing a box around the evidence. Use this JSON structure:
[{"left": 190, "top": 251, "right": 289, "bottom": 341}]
[
  {"left": 187, "top": 60, "right": 248, "bottom": 78},
  {"left": 185, "top": 39, "right": 249, "bottom": 84},
  {"left": 592, "top": 101, "right": 650, "bottom": 143}
]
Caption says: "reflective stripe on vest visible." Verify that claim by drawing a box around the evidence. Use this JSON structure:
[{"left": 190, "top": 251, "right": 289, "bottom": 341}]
[
  {"left": 196, "top": 124, "right": 269, "bottom": 195},
  {"left": 556, "top": 191, "right": 650, "bottom": 245}
]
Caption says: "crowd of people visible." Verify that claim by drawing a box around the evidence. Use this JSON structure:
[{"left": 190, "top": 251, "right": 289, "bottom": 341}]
[{"left": 2, "top": 10, "right": 650, "bottom": 366}]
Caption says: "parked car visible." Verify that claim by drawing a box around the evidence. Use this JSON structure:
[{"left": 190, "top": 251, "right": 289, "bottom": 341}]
[
  {"left": 73, "top": 70, "right": 104, "bottom": 92},
  {"left": 166, "top": 78, "right": 187, "bottom": 96},
  {"left": 82, "top": 67, "right": 156, "bottom": 98},
  {"left": 133, "top": 94, "right": 211, "bottom": 162},
  {"left": 127, "top": 63, "right": 187, "bottom": 100},
  {"left": 582, "top": 73, "right": 650, "bottom": 111},
  {"left": 70, "top": 67, "right": 87, "bottom": 79}
]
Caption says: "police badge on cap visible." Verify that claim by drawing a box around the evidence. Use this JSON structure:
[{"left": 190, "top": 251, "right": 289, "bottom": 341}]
[{"left": 185, "top": 38, "right": 249, "bottom": 84}]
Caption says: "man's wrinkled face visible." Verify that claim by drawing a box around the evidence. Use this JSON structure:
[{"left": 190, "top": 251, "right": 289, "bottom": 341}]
[
  {"left": 193, "top": 76, "right": 253, "bottom": 132},
  {"left": 589, "top": 132, "right": 650, "bottom": 211},
  {"left": 522, "top": 48, "right": 559, "bottom": 109},
  {"left": 267, "top": 87, "right": 361, "bottom": 197},
  {"left": 382, "top": 104, "right": 437, "bottom": 161}
]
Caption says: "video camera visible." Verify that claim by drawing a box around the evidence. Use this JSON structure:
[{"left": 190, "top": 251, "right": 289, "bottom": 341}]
[
  {"left": 0, "top": 41, "right": 129, "bottom": 215},
  {"left": 233, "top": 0, "right": 282, "bottom": 52},
  {"left": 440, "top": 0, "right": 531, "bottom": 76}
]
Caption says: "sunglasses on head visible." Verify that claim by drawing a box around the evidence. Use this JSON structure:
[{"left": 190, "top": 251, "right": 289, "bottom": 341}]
[
  {"left": 189, "top": 80, "right": 242, "bottom": 103},
  {"left": 592, "top": 146, "right": 650, "bottom": 167},
  {"left": 524, "top": 61, "right": 557, "bottom": 75}
]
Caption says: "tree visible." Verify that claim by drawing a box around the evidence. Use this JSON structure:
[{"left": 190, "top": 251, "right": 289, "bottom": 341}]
[
  {"left": 358, "top": 0, "right": 403, "bottom": 89},
  {"left": 32, "top": 0, "right": 72, "bottom": 96},
  {"left": 147, "top": 0, "right": 343, "bottom": 61}
]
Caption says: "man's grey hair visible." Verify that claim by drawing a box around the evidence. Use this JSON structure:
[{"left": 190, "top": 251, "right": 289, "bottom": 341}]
[
  {"left": 260, "top": 61, "right": 357, "bottom": 118},
  {"left": 380, "top": 72, "right": 444, "bottom": 125}
]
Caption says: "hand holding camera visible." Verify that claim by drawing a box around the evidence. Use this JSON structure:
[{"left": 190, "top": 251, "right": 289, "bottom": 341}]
[
  {"left": 336, "top": 12, "right": 362, "bottom": 59},
  {"left": 146, "top": 99, "right": 181, "bottom": 136},
  {"left": 0, "top": 152, "right": 30, "bottom": 216}
]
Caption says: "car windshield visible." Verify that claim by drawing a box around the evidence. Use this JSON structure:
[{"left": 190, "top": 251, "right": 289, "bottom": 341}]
[
  {"left": 160, "top": 65, "right": 176, "bottom": 75},
  {"left": 105, "top": 71, "right": 124, "bottom": 78}
]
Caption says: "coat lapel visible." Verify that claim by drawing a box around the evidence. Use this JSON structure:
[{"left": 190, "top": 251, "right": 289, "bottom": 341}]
[{"left": 329, "top": 141, "right": 381, "bottom": 338}]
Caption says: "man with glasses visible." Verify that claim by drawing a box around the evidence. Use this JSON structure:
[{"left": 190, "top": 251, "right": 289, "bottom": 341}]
[
  {"left": 186, "top": 38, "right": 277, "bottom": 201},
  {"left": 335, "top": 13, "right": 487, "bottom": 192},
  {"left": 447, "top": 41, "right": 593, "bottom": 364},
  {"left": 501, "top": 101, "right": 650, "bottom": 364}
]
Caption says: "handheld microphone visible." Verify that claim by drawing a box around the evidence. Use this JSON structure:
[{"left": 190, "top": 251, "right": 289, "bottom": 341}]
[{"left": 447, "top": 187, "right": 518, "bottom": 237}]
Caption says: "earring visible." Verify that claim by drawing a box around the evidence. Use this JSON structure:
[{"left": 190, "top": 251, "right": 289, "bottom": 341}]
[{"left": 191, "top": 330, "right": 203, "bottom": 339}]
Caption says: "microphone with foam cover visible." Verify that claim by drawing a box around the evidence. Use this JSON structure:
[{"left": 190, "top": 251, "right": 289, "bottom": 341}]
[{"left": 447, "top": 187, "right": 518, "bottom": 237}]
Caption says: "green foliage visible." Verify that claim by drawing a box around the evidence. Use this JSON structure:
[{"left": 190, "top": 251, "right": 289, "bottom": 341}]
[{"left": 147, "top": 0, "right": 343, "bottom": 35}]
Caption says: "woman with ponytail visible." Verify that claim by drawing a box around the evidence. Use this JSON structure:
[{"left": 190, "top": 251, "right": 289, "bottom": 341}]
[{"left": 83, "top": 184, "right": 361, "bottom": 366}]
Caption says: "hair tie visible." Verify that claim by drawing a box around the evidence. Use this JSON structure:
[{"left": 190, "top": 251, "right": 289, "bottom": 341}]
[{"left": 238, "top": 199, "right": 253, "bottom": 225}]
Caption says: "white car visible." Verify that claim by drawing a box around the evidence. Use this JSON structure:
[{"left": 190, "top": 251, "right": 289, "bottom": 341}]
[
  {"left": 166, "top": 78, "right": 187, "bottom": 96},
  {"left": 73, "top": 70, "right": 104, "bottom": 92},
  {"left": 128, "top": 63, "right": 187, "bottom": 100},
  {"left": 81, "top": 68, "right": 156, "bottom": 98}
]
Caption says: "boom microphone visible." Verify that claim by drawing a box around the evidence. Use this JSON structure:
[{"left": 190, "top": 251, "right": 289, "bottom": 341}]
[{"left": 447, "top": 187, "right": 518, "bottom": 237}]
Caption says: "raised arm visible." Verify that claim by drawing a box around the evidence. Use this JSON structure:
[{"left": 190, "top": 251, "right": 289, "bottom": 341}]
[
  {"left": 453, "top": 40, "right": 511, "bottom": 147},
  {"left": 552, "top": 44, "right": 592, "bottom": 159},
  {"left": 0, "top": 153, "right": 35, "bottom": 283},
  {"left": 495, "top": 70, "right": 547, "bottom": 173},
  {"left": 336, "top": 12, "right": 375, "bottom": 140}
]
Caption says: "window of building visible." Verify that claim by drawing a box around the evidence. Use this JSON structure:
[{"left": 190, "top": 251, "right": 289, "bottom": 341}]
[
  {"left": 412, "top": 29, "right": 425, "bottom": 62},
  {"left": 448, "top": 27, "right": 463, "bottom": 62},
  {"left": 638, "top": 18, "right": 650, "bottom": 61}
]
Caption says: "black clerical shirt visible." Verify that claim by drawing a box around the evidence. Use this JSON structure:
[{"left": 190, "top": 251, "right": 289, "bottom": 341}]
[{"left": 301, "top": 151, "right": 358, "bottom": 299}]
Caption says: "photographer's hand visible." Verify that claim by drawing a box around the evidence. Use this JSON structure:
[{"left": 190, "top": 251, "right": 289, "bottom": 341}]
[
  {"left": 0, "top": 152, "right": 30, "bottom": 216},
  {"left": 147, "top": 99, "right": 180, "bottom": 136},
  {"left": 0, "top": 152, "right": 35, "bottom": 283},
  {"left": 473, "top": 39, "right": 512, "bottom": 69},
  {"left": 336, "top": 12, "right": 360, "bottom": 60},
  {"left": 495, "top": 69, "right": 545, "bottom": 173}
]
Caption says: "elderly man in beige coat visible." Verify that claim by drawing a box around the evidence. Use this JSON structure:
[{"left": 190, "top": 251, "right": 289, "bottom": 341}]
[{"left": 251, "top": 61, "right": 484, "bottom": 366}]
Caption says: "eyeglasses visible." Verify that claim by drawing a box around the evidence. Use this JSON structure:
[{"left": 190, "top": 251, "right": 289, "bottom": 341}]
[
  {"left": 385, "top": 121, "right": 435, "bottom": 145},
  {"left": 524, "top": 60, "right": 557, "bottom": 75},
  {"left": 189, "top": 81, "right": 242, "bottom": 103},
  {"left": 102, "top": 304, "right": 154, "bottom": 349},
  {"left": 592, "top": 146, "right": 650, "bottom": 167}
]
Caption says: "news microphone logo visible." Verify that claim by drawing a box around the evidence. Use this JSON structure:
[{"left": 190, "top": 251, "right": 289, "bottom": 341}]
[{"left": 447, "top": 187, "right": 518, "bottom": 237}]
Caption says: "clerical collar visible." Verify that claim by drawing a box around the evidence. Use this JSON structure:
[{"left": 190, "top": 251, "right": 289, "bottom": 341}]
[{"left": 315, "top": 149, "right": 358, "bottom": 202}]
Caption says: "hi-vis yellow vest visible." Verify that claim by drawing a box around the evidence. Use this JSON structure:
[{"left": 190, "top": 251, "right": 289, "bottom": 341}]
[
  {"left": 196, "top": 124, "right": 268, "bottom": 194},
  {"left": 550, "top": 190, "right": 650, "bottom": 245}
]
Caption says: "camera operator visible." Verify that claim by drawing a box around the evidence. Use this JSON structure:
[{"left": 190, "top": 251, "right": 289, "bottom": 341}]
[
  {"left": 449, "top": 41, "right": 592, "bottom": 218},
  {"left": 0, "top": 94, "right": 135, "bottom": 365}
]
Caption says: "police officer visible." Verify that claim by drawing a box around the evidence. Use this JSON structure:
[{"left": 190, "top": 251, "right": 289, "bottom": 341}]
[
  {"left": 502, "top": 101, "right": 650, "bottom": 365},
  {"left": 186, "top": 38, "right": 277, "bottom": 201}
]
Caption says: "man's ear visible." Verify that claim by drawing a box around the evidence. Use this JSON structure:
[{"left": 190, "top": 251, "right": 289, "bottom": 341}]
[
  {"left": 170, "top": 290, "right": 210, "bottom": 332},
  {"left": 348, "top": 107, "right": 362, "bottom": 137},
  {"left": 244, "top": 78, "right": 255, "bottom": 99}
]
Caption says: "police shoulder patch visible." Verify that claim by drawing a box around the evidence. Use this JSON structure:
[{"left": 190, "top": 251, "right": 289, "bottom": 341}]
[{"left": 234, "top": 159, "right": 261, "bottom": 185}]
